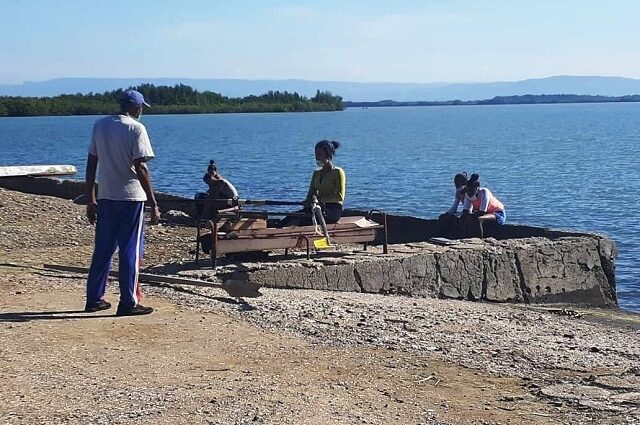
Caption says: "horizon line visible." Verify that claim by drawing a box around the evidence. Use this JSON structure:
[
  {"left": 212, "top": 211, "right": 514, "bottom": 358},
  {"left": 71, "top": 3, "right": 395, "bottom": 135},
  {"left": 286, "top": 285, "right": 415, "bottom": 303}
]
[{"left": 2, "top": 74, "right": 640, "bottom": 87}]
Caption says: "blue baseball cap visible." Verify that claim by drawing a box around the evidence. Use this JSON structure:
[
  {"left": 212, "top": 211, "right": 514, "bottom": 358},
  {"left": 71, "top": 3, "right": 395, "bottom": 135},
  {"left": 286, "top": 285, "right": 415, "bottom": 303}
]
[{"left": 120, "top": 89, "right": 150, "bottom": 107}]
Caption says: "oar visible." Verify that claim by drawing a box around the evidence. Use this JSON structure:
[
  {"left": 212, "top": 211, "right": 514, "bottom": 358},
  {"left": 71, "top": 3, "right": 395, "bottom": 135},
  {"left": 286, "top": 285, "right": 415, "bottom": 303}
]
[
  {"left": 43, "top": 264, "right": 262, "bottom": 298},
  {"left": 236, "top": 199, "right": 303, "bottom": 207},
  {"left": 161, "top": 198, "right": 303, "bottom": 207}
]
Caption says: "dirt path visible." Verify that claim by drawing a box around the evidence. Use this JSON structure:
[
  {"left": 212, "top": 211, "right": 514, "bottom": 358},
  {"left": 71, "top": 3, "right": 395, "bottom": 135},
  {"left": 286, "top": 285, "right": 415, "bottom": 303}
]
[{"left": 1, "top": 271, "right": 555, "bottom": 425}]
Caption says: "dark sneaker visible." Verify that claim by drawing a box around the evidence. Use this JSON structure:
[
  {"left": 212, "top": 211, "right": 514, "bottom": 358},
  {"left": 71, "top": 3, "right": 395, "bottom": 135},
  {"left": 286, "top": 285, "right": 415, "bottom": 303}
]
[
  {"left": 116, "top": 304, "right": 154, "bottom": 316},
  {"left": 84, "top": 300, "right": 112, "bottom": 312}
]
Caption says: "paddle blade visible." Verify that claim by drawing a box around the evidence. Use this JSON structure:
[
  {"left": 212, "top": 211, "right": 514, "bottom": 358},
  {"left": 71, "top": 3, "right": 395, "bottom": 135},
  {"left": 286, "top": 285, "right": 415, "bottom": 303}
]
[{"left": 313, "top": 237, "right": 330, "bottom": 249}]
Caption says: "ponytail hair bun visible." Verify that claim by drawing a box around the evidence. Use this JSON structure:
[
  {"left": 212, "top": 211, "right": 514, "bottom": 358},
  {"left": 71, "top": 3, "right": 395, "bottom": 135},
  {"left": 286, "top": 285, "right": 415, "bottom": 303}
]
[
  {"left": 466, "top": 173, "right": 480, "bottom": 192},
  {"left": 315, "top": 139, "right": 340, "bottom": 158},
  {"left": 454, "top": 172, "right": 468, "bottom": 187}
]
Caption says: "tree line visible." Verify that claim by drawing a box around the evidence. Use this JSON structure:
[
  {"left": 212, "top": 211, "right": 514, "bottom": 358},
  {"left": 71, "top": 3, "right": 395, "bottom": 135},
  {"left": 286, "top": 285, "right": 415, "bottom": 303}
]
[
  {"left": 0, "top": 84, "right": 344, "bottom": 117},
  {"left": 344, "top": 94, "right": 640, "bottom": 108},
  {"left": 477, "top": 94, "right": 640, "bottom": 105}
]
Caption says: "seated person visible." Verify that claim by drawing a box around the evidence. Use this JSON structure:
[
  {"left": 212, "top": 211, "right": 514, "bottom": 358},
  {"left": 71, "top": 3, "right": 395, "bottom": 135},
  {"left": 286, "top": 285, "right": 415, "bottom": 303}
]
[
  {"left": 447, "top": 172, "right": 469, "bottom": 216},
  {"left": 461, "top": 174, "right": 506, "bottom": 238},
  {"left": 280, "top": 140, "right": 346, "bottom": 227},
  {"left": 438, "top": 172, "right": 468, "bottom": 238},
  {"left": 196, "top": 160, "right": 239, "bottom": 219}
]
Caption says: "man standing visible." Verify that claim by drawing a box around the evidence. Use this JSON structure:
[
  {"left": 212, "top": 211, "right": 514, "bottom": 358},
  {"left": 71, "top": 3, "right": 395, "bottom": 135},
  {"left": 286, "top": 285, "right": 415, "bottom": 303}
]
[{"left": 84, "top": 89, "right": 160, "bottom": 316}]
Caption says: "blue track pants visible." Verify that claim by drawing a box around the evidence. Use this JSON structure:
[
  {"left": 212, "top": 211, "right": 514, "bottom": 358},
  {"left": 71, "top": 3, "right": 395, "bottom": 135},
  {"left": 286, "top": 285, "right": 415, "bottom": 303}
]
[{"left": 86, "top": 200, "right": 145, "bottom": 308}]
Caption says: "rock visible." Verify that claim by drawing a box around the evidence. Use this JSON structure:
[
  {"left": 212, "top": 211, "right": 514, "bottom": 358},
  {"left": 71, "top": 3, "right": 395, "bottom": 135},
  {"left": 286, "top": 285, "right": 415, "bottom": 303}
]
[
  {"left": 589, "top": 375, "right": 640, "bottom": 391},
  {"left": 484, "top": 251, "right": 523, "bottom": 302},
  {"left": 540, "top": 383, "right": 612, "bottom": 402},
  {"left": 512, "top": 237, "right": 614, "bottom": 306},
  {"left": 610, "top": 392, "right": 640, "bottom": 405},
  {"left": 403, "top": 323, "right": 418, "bottom": 332},
  {"left": 437, "top": 249, "right": 483, "bottom": 300},
  {"left": 162, "top": 210, "right": 193, "bottom": 226}
]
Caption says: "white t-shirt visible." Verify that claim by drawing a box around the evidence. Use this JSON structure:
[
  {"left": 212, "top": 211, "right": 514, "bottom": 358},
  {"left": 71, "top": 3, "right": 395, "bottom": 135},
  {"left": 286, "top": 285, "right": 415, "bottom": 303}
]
[{"left": 88, "top": 115, "right": 155, "bottom": 201}]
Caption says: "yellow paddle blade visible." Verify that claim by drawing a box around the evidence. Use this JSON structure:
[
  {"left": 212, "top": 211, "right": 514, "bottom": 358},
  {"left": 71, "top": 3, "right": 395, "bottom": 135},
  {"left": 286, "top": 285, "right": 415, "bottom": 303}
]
[{"left": 313, "top": 237, "right": 330, "bottom": 249}]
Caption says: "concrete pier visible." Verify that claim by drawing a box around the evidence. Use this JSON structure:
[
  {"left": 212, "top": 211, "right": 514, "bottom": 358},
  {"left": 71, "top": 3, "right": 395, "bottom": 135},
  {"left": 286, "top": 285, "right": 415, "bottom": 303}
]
[{"left": 194, "top": 234, "right": 616, "bottom": 307}]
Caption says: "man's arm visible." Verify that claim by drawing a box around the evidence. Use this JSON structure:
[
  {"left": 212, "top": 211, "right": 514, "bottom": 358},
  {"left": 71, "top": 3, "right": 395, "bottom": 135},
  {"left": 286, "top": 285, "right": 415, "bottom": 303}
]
[
  {"left": 85, "top": 153, "right": 98, "bottom": 224},
  {"left": 134, "top": 159, "right": 160, "bottom": 224}
]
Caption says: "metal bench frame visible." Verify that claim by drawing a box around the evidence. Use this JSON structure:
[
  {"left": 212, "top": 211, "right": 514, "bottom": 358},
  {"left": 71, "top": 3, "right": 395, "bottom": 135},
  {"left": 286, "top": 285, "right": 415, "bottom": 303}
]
[{"left": 194, "top": 209, "right": 388, "bottom": 269}]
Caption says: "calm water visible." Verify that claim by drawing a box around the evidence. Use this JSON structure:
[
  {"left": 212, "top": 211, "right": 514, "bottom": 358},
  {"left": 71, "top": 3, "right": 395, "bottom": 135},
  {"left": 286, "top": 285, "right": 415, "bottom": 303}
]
[{"left": 1, "top": 104, "right": 638, "bottom": 312}]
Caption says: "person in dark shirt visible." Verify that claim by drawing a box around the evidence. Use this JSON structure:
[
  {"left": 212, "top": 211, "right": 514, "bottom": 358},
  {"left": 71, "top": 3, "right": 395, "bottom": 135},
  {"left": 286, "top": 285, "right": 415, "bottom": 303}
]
[
  {"left": 438, "top": 172, "right": 468, "bottom": 239},
  {"left": 197, "top": 161, "right": 239, "bottom": 219}
]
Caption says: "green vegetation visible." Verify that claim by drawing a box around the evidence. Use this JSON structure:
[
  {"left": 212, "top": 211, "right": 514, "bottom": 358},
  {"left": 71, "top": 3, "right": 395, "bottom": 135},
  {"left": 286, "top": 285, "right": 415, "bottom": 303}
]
[
  {"left": 478, "top": 94, "right": 640, "bottom": 105},
  {"left": 345, "top": 94, "right": 640, "bottom": 108},
  {"left": 0, "top": 84, "right": 343, "bottom": 117}
]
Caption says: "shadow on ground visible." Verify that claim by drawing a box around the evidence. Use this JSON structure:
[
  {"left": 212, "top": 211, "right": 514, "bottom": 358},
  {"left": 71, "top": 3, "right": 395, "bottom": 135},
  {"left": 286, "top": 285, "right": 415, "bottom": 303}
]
[{"left": 0, "top": 310, "right": 114, "bottom": 322}]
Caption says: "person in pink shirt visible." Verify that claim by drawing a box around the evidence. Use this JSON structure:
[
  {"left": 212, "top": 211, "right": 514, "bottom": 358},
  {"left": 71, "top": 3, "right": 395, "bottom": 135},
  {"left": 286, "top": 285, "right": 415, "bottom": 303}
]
[{"left": 461, "top": 174, "right": 506, "bottom": 237}]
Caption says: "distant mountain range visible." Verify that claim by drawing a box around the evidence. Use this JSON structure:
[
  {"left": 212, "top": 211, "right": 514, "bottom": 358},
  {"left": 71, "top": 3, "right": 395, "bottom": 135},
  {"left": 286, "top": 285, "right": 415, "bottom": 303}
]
[{"left": 2, "top": 76, "right": 640, "bottom": 102}]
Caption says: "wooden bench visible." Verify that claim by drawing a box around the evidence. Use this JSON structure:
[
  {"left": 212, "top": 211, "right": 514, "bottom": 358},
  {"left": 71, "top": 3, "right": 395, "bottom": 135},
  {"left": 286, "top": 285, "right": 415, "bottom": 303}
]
[{"left": 195, "top": 214, "right": 387, "bottom": 268}]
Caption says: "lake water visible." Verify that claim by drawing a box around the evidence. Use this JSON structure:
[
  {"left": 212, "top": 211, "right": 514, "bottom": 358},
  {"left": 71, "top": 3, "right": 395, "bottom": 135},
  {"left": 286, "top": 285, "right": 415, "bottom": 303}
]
[{"left": 0, "top": 104, "right": 638, "bottom": 312}]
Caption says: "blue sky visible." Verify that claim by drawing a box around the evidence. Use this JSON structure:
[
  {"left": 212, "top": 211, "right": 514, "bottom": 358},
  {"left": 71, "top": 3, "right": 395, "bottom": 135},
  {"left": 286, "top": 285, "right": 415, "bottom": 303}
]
[{"left": 1, "top": 0, "right": 638, "bottom": 84}]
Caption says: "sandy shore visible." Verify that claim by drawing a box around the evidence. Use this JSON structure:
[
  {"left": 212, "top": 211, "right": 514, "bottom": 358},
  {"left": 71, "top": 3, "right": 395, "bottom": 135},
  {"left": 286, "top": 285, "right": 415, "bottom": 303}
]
[{"left": 1, "top": 188, "right": 639, "bottom": 424}]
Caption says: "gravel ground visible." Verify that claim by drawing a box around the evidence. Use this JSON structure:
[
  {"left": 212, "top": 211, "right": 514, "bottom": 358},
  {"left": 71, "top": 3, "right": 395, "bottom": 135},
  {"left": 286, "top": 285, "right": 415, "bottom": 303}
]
[
  {"left": 1, "top": 188, "right": 639, "bottom": 424},
  {"left": 148, "top": 282, "right": 640, "bottom": 420}
]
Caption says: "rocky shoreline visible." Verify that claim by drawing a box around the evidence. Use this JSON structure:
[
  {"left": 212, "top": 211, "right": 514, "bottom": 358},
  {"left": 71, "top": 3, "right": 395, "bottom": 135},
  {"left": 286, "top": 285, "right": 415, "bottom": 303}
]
[{"left": 1, "top": 187, "right": 639, "bottom": 424}]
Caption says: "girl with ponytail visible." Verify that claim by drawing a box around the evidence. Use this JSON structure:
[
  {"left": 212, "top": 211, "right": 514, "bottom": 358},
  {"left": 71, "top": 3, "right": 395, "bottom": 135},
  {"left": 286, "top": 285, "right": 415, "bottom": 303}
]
[
  {"left": 279, "top": 139, "right": 346, "bottom": 227},
  {"left": 304, "top": 139, "right": 346, "bottom": 224},
  {"left": 462, "top": 174, "right": 506, "bottom": 237}
]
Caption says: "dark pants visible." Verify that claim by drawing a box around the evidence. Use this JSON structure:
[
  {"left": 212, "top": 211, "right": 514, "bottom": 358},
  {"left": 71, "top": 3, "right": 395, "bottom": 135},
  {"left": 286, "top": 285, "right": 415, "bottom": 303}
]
[
  {"left": 461, "top": 214, "right": 484, "bottom": 238},
  {"left": 460, "top": 214, "right": 496, "bottom": 239},
  {"left": 195, "top": 192, "right": 229, "bottom": 220},
  {"left": 438, "top": 213, "right": 462, "bottom": 239},
  {"left": 323, "top": 203, "right": 343, "bottom": 224},
  {"left": 279, "top": 203, "right": 343, "bottom": 227}
]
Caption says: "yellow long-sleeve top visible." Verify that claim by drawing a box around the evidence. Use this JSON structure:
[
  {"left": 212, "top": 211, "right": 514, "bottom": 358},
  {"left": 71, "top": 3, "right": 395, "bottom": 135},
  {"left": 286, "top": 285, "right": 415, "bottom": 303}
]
[{"left": 305, "top": 166, "right": 346, "bottom": 204}]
